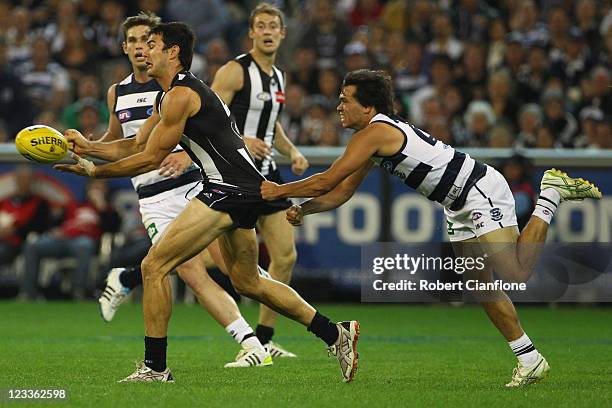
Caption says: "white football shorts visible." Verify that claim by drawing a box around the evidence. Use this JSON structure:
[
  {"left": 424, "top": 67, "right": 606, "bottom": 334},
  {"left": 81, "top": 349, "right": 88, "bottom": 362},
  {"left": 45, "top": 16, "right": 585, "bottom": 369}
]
[
  {"left": 444, "top": 165, "right": 518, "bottom": 242},
  {"left": 138, "top": 182, "right": 202, "bottom": 244}
]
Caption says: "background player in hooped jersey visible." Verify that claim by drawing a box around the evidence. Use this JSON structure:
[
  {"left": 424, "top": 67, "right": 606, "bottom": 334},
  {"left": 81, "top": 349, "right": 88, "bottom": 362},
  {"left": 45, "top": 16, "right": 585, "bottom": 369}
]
[
  {"left": 210, "top": 2, "right": 309, "bottom": 358},
  {"left": 81, "top": 12, "right": 274, "bottom": 368},
  {"left": 261, "top": 69, "right": 602, "bottom": 388},
  {"left": 57, "top": 22, "right": 358, "bottom": 383}
]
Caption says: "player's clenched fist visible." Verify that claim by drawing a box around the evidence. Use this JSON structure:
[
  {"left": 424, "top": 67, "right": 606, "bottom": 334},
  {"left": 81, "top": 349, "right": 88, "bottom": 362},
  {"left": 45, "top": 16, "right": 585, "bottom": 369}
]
[
  {"left": 290, "top": 152, "right": 309, "bottom": 176},
  {"left": 286, "top": 205, "right": 303, "bottom": 226},
  {"left": 244, "top": 137, "right": 272, "bottom": 160},
  {"left": 64, "top": 129, "right": 91, "bottom": 155}
]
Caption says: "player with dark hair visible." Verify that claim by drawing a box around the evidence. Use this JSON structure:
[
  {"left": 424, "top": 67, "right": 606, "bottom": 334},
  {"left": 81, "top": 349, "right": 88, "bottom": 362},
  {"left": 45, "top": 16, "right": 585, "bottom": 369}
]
[
  {"left": 261, "top": 69, "right": 602, "bottom": 388},
  {"left": 57, "top": 22, "right": 359, "bottom": 384},
  {"left": 210, "top": 2, "right": 307, "bottom": 358},
  {"left": 81, "top": 12, "right": 274, "bottom": 368}
]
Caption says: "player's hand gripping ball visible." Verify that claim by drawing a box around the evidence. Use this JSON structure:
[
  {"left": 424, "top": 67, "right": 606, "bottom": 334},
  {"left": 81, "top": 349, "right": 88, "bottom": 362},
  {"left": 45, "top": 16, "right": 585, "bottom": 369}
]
[{"left": 15, "top": 125, "right": 68, "bottom": 163}]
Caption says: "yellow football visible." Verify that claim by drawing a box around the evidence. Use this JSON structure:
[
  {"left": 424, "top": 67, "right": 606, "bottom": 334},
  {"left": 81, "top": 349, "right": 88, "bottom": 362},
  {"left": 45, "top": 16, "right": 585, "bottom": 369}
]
[{"left": 15, "top": 125, "right": 68, "bottom": 163}]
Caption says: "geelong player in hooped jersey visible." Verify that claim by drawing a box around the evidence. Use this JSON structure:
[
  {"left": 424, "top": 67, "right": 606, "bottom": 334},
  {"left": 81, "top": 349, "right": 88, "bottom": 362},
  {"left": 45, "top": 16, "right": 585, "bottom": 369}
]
[
  {"left": 261, "top": 69, "right": 602, "bottom": 388},
  {"left": 56, "top": 22, "right": 359, "bottom": 384},
  {"left": 210, "top": 3, "right": 308, "bottom": 358}
]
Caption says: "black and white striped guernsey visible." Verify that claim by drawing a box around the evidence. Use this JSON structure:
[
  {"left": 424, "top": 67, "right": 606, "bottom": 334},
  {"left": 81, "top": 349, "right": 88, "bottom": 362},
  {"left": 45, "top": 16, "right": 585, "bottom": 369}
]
[
  {"left": 114, "top": 73, "right": 200, "bottom": 199},
  {"left": 158, "top": 71, "right": 264, "bottom": 194},
  {"left": 229, "top": 53, "right": 285, "bottom": 176},
  {"left": 370, "top": 113, "right": 487, "bottom": 211}
]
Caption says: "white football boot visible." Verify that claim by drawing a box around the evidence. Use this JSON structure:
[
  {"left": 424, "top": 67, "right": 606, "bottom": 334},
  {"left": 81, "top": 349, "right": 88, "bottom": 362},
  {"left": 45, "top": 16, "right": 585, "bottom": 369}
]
[
  {"left": 118, "top": 361, "right": 174, "bottom": 383},
  {"left": 540, "top": 169, "right": 602, "bottom": 201},
  {"left": 99, "top": 268, "right": 130, "bottom": 322},
  {"left": 505, "top": 354, "right": 550, "bottom": 387},
  {"left": 224, "top": 346, "right": 273, "bottom": 368},
  {"left": 328, "top": 321, "right": 360, "bottom": 383},
  {"left": 265, "top": 341, "right": 297, "bottom": 358}
]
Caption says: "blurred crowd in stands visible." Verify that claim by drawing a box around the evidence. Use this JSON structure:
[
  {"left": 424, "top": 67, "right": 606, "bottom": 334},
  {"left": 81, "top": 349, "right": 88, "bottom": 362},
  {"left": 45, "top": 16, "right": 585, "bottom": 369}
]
[
  {"left": 0, "top": 0, "right": 610, "bottom": 149},
  {"left": 0, "top": 167, "right": 125, "bottom": 299},
  {"left": 1, "top": 0, "right": 611, "bottom": 300}
]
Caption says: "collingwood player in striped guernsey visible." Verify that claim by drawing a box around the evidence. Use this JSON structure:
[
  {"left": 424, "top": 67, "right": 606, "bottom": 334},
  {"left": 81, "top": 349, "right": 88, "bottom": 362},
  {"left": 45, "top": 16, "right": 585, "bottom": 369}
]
[
  {"left": 262, "top": 69, "right": 602, "bottom": 388},
  {"left": 211, "top": 3, "right": 308, "bottom": 358},
  {"left": 56, "top": 22, "right": 359, "bottom": 383},
  {"left": 67, "top": 13, "right": 274, "bottom": 368}
]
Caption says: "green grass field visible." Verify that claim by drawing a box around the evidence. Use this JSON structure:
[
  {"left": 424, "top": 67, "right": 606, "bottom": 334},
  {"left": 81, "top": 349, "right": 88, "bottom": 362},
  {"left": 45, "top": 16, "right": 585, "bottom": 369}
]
[{"left": 1, "top": 302, "right": 611, "bottom": 407}]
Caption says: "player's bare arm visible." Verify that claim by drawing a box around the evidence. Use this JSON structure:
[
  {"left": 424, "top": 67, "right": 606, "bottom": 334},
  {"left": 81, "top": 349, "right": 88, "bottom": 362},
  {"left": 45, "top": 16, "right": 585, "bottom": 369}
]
[
  {"left": 97, "top": 84, "right": 123, "bottom": 143},
  {"left": 301, "top": 161, "right": 373, "bottom": 215},
  {"left": 261, "top": 123, "right": 395, "bottom": 199},
  {"left": 286, "top": 161, "right": 373, "bottom": 226},
  {"left": 66, "top": 86, "right": 162, "bottom": 162},
  {"left": 211, "top": 60, "right": 271, "bottom": 159},
  {"left": 273, "top": 121, "right": 309, "bottom": 175},
  {"left": 56, "top": 87, "right": 197, "bottom": 177},
  {"left": 210, "top": 60, "right": 243, "bottom": 105}
]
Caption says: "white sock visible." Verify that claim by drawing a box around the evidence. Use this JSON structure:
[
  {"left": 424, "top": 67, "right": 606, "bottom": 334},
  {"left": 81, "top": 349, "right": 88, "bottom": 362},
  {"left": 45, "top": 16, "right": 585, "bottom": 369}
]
[
  {"left": 225, "top": 317, "right": 264, "bottom": 350},
  {"left": 241, "top": 334, "right": 264, "bottom": 351},
  {"left": 532, "top": 188, "right": 561, "bottom": 224},
  {"left": 508, "top": 333, "right": 539, "bottom": 366}
]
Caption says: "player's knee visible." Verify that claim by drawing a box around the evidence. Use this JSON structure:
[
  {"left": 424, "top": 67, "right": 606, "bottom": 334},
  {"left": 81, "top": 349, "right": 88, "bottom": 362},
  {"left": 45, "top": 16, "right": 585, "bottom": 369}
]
[
  {"left": 271, "top": 246, "right": 297, "bottom": 276},
  {"left": 141, "top": 251, "right": 165, "bottom": 282}
]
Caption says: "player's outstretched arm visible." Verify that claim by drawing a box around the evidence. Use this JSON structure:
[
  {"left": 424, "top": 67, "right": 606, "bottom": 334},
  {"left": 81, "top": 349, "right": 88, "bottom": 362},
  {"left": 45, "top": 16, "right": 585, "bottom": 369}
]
[
  {"left": 286, "top": 162, "right": 373, "bottom": 226},
  {"left": 66, "top": 85, "right": 162, "bottom": 162},
  {"left": 302, "top": 160, "right": 373, "bottom": 214},
  {"left": 56, "top": 87, "right": 195, "bottom": 178},
  {"left": 273, "top": 121, "right": 309, "bottom": 175},
  {"left": 261, "top": 127, "right": 380, "bottom": 199}
]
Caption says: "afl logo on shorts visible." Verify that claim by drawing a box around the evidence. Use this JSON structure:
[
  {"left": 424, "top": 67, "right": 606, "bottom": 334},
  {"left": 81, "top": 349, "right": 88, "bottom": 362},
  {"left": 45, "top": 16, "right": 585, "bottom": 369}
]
[
  {"left": 118, "top": 110, "right": 132, "bottom": 122},
  {"left": 256, "top": 92, "right": 272, "bottom": 102},
  {"left": 490, "top": 208, "right": 503, "bottom": 222},
  {"left": 146, "top": 107, "right": 153, "bottom": 116}
]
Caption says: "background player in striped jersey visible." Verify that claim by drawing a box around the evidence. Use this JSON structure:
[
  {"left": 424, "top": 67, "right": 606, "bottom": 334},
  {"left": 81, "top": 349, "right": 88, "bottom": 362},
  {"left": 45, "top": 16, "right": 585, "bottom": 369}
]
[
  {"left": 261, "top": 69, "right": 602, "bottom": 387},
  {"left": 210, "top": 3, "right": 308, "bottom": 357},
  {"left": 78, "top": 12, "right": 273, "bottom": 368}
]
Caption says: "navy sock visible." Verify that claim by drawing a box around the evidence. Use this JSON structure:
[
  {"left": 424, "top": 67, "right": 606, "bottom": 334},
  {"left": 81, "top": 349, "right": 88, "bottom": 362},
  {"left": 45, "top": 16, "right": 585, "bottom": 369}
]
[
  {"left": 256, "top": 324, "right": 274, "bottom": 345},
  {"left": 119, "top": 266, "right": 143, "bottom": 289},
  {"left": 307, "top": 311, "right": 338, "bottom": 346},
  {"left": 144, "top": 336, "right": 167, "bottom": 372}
]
